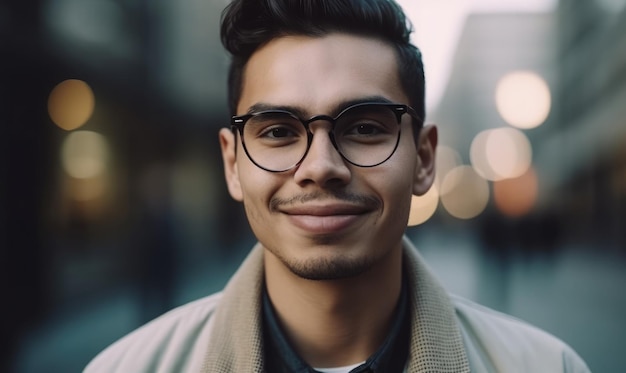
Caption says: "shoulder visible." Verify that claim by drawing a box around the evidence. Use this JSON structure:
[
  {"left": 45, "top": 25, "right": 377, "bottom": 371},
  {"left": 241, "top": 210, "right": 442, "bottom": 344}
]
[
  {"left": 452, "top": 294, "right": 563, "bottom": 346},
  {"left": 451, "top": 295, "right": 590, "bottom": 372},
  {"left": 84, "top": 292, "right": 222, "bottom": 373}
]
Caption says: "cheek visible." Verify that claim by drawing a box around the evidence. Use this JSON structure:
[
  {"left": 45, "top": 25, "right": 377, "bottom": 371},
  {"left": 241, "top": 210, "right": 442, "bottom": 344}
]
[
  {"left": 237, "top": 167, "right": 281, "bottom": 226},
  {"left": 240, "top": 187, "right": 270, "bottom": 242},
  {"left": 377, "top": 145, "right": 418, "bottom": 219},
  {"left": 386, "top": 178, "right": 413, "bottom": 222}
]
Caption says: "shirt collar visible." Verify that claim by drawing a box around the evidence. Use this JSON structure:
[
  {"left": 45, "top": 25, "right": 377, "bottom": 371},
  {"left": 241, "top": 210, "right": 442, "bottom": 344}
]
[{"left": 262, "top": 278, "right": 410, "bottom": 373}]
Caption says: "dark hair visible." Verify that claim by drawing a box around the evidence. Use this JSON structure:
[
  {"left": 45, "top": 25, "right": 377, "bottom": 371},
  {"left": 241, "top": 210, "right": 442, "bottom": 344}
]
[{"left": 220, "top": 0, "right": 425, "bottom": 124}]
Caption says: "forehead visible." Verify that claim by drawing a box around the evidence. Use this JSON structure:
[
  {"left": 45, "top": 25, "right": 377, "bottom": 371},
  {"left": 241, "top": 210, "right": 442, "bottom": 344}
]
[{"left": 237, "top": 33, "right": 407, "bottom": 115}]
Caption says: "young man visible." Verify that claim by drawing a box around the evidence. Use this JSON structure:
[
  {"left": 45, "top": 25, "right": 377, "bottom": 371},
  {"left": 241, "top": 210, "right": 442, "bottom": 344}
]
[{"left": 85, "top": 0, "right": 591, "bottom": 372}]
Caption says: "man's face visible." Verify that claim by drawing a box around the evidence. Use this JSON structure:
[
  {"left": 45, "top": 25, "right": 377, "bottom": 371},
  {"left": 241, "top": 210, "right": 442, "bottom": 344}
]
[{"left": 220, "top": 33, "right": 436, "bottom": 280}]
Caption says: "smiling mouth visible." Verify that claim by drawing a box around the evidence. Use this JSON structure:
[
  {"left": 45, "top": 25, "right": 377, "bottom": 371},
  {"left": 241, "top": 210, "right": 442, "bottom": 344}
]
[
  {"left": 271, "top": 191, "right": 381, "bottom": 235},
  {"left": 281, "top": 204, "right": 371, "bottom": 234},
  {"left": 287, "top": 214, "right": 366, "bottom": 234}
]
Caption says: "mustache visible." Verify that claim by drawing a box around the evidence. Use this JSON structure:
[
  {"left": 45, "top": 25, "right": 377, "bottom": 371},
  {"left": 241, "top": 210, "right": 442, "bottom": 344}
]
[{"left": 270, "top": 190, "right": 381, "bottom": 211}]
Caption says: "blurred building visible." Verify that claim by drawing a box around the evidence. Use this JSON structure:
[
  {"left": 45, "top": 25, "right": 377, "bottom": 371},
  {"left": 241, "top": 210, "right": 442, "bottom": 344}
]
[
  {"left": 2, "top": 1, "right": 244, "bottom": 371},
  {"left": 552, "top": 0, "right": 626, "bottom": 248},
  {"left": 431, "top": 12, "right": 558, "bottom": 227},
  {"left": 433, "top": 12, "right": 556, "bottom": 160},
  {"left": 431, "top": 5, "right": 626, "bottom": 251}
]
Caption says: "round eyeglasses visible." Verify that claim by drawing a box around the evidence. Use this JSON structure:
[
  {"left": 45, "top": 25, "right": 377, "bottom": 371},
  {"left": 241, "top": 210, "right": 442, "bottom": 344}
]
[{"left": 231, "top": 102, "right": 422, "bottom": 172}]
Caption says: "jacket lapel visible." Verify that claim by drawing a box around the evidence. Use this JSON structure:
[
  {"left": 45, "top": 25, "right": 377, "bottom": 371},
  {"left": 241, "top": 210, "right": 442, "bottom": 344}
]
[
  {"left": 202, "top": 244, "right": 266, "bottom": 373},
  {"left": 403, "top": 237, "right": 470, "bottom": 372}
]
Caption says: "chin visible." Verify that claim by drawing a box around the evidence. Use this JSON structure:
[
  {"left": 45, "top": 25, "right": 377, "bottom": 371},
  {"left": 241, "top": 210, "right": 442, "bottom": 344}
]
[{"left": 284, "top": 254, "right": 374, "bottom": 281}]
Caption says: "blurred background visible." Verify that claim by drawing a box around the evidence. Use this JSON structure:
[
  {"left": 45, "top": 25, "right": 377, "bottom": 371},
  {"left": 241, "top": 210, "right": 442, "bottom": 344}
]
[{"left": 1, "top": 0, "right": 625, "bottom": 372}]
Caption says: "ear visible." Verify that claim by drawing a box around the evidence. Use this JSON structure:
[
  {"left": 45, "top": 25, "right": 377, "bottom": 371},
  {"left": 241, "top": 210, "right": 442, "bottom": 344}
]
[
  {"left": 219, "top": 128, "right": 244, "bottom": 201},
  {"left": 413, "top": 124, "right": 438, "bottom": 196}
]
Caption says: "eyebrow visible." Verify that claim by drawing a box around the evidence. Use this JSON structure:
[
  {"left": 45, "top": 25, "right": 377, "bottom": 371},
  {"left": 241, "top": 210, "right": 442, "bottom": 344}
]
[{"left": 244, "top": 95, "right": 395, "bottom": 119}]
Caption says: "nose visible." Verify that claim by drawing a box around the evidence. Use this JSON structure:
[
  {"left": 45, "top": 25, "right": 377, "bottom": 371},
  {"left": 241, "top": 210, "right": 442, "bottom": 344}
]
[{"left": 293, "top": 122, "right": 351, "bottom": 188}]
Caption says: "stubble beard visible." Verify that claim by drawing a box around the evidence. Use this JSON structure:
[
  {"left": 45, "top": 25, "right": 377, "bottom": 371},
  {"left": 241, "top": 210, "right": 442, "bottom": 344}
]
[{"left": 270, "top": 243, "right": 376, "bottom": 281}]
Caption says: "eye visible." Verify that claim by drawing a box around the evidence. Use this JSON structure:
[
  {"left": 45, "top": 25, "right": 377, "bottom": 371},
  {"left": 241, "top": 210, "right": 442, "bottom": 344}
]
[
  {"left": 348, "top": 123, "right": 383, "bottom": 136},
  {"left": 343, "top": 120, "right": 390, "bottom": 137},
  {"left": 260, "top": 125, "right": 299, "bottom": 139},
  {"left": 246, "top": 113, "right": 306, "bottom": 149}
]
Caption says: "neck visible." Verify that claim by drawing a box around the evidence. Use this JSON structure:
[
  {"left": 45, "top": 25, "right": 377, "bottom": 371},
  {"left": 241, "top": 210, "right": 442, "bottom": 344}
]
[{"left": 264, "top": 245, "right": 403, "bottom": 368}]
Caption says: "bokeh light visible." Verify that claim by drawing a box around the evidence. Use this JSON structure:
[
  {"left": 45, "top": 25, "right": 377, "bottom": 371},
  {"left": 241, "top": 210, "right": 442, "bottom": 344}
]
[
  {"left": 493, "top": 166, "right": 539, "bottom": 217},
  {"left": 408, "top": 186, "right": 439, "bottom": 226},
  {"left": 48, "top": 79, "right": 95, "bottom": 130},
  {"left": 440, "top": 165, "right": 490, "bottom": 219},
  {"left": 486, "top": 127, "right": 532, "bottom": 179},
  {"left": 61, "top": 131, "right": 110, "bottom": 179},
  {"left": 495, "top": 70, "right": 551, "bottom": 129},
  {"left": 435, "top": 145, "right": 463, "bottom": 190},
  {"left": 66, "top": 176, "right": 107, "bottom": 202},
  {"left": 470, "top": 130, "right": 498, "bottom": 181},
  {"left": 471, "top": 127, "right": 532, "bottom": 181}
]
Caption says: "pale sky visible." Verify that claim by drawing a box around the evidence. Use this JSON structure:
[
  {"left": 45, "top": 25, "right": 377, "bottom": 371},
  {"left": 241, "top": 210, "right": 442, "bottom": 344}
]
[{"left": 397, "top": 0, "right": 558, "bottom": 116}]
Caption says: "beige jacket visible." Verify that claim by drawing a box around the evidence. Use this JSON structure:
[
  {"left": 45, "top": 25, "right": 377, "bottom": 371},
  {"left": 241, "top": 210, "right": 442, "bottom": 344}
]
[{"left": 85, "top": 238, "right": 591, "bottom": 372}]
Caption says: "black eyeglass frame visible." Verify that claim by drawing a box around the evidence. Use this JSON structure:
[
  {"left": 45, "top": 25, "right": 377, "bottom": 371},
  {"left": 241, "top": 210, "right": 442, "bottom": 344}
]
[{"left": 231, "top": 102, "right": 422, "bottom": 173}]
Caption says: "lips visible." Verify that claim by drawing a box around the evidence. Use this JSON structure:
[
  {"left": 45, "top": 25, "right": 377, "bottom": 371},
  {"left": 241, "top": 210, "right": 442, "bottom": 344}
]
[{"left": 280, "top": 203, "right": 371, "bottom": 234}]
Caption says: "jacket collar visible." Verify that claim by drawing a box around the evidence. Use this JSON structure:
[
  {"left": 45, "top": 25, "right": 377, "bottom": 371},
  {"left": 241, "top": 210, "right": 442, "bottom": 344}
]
[{"left": 201, "top": 237, "right": 469, "bottom": 372}]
